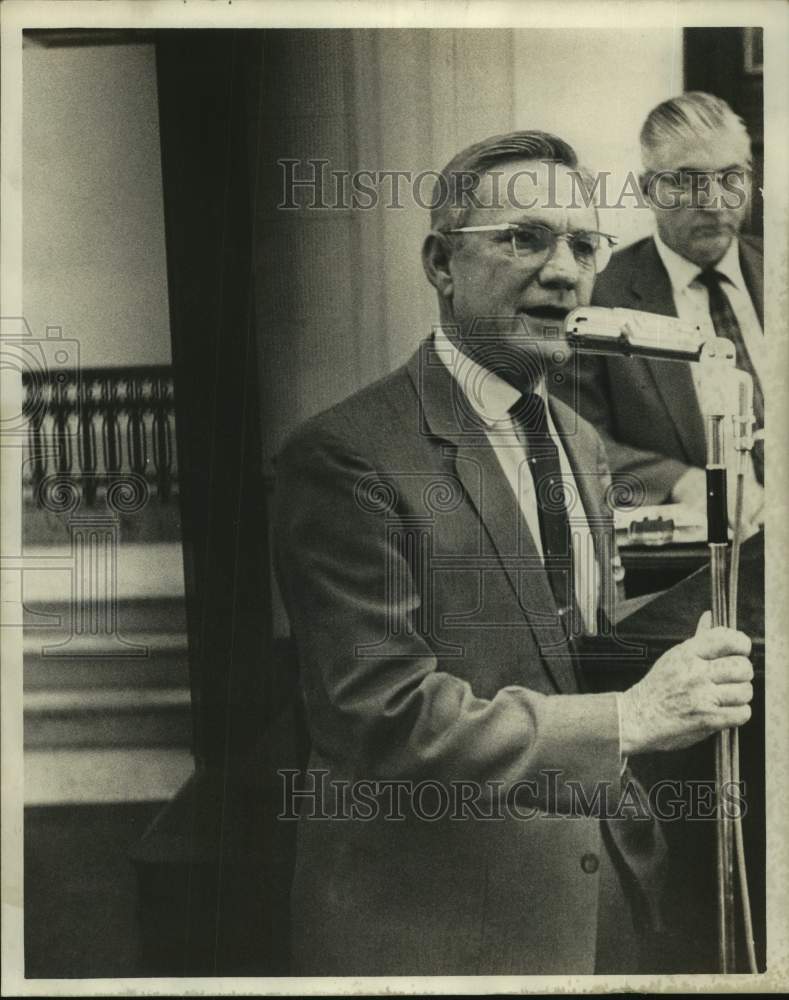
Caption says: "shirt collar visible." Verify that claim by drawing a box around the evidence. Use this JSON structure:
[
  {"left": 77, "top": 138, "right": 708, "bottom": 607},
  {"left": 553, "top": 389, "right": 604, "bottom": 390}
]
[
  {"left": 710, "top": 236, "right": 746, "bottom": 291},
  {"left": 434, "top": 327, "right": 545, "bottom": 428},
  {"left": 653, "top": 231, "right": 745, "bottom": 294}
]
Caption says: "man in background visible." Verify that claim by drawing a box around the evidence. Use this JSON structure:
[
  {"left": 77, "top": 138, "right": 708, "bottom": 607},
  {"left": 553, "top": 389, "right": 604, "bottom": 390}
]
[{"left": 557, "top": 92, "right": 764, "bottom": 528}]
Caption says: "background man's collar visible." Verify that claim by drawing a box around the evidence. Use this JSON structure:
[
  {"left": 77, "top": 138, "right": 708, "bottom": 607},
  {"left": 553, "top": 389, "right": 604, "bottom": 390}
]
[
  {"left": 712, "top": 236, "right": 747, "bottom": 291},
  {"left": 653, "top": 230, "right": 744, "bottom": 293}
]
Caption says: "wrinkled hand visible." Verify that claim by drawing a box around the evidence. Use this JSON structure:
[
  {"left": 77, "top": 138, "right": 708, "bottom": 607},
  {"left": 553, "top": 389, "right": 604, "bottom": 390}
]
[{"left": 619, "top": 611, "right": 753, "bottom": 755}]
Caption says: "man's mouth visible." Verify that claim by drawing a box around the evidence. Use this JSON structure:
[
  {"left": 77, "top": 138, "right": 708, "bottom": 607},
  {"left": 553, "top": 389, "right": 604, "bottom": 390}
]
[
  {"left": 522, "top": 306, "right": 571, "bottom": 321},
  {"left": 692, "top": 221, "right": 732, "bottom": 237}
]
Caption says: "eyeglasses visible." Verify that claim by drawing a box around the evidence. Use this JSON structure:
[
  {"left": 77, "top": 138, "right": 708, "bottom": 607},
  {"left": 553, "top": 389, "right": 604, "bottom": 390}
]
[{"left": 440, "top": 222, "right": 619, "bottom": 272}]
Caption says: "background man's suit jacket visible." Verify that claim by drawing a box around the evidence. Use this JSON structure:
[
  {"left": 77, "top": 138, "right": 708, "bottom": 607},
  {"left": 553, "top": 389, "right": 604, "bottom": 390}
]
[
  {"left": 274, "top": 337, "right": 664, "bottom": 976},
  {"left": 554, "top": 235, "right": 764, "bottom": 505}
]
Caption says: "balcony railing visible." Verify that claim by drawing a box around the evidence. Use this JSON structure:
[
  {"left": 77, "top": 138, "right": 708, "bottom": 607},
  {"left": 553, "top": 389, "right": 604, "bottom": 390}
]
[{"left": 22, "top": 365, "right": 178, "bottom": 508}]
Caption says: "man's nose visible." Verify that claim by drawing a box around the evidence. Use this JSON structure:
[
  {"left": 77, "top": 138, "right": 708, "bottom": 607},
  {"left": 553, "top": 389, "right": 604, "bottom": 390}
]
[
  {"left": 538, "top": 235, "right": 579, "bottom": 287},
  {"left": 697, "top": 173, "right": 732, "bottom": 211}
]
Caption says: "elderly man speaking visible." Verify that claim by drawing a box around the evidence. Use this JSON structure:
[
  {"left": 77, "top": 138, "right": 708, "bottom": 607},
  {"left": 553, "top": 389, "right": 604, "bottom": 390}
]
[{"left": 273, "top": 131, "right": 753, "bottom": 976}]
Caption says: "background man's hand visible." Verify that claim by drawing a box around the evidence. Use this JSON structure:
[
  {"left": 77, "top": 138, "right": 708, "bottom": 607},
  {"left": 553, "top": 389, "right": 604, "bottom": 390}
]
[
  {"left": 735, "top": 467, "right": 765, "bottom": 535},
  {"left": 671, "top": 465, "right": 763, "bottom": 537},
  {"left": 669, "top": 465, "right": 706, "bottom": 513},
  {"left": 619, "top": 611, "right": 753, "bottom": 755}
]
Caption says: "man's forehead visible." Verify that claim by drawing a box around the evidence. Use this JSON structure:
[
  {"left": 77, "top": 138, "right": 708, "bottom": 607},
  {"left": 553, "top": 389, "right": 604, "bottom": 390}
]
[
  {"left": 648, "top": 130, "right": 750, "bottom": 170},
  {"left": 470, "top": 159, "right": 597, "bottom": 228},
  {"left": 475, "top": 157, "right": 576, "bottom": 190}
]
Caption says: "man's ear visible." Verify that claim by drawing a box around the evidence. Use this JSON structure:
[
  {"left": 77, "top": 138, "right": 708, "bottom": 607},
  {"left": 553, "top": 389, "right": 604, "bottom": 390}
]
[{"left": 422, "top": 232, "right": 454, "bottom": 301}]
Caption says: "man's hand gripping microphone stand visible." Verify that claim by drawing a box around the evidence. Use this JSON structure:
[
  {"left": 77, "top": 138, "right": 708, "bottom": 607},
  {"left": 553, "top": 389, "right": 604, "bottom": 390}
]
[{"left": 564, "top": 307, "right": 759, "bottom": 974}]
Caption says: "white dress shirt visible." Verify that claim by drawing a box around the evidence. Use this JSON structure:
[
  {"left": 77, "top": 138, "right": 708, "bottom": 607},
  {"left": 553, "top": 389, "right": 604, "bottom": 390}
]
[
  {"left": 434, "top": 328, "right": 600, "bottom": 635},
  {"left": 653, "top": 232, "right": 764, "bottom": 492},
  {"left": 653, "top": 232, "right": 764, "bottom": 390}
]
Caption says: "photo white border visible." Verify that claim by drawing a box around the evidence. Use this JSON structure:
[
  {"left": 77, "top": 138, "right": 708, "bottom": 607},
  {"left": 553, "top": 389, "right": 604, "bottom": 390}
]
[{"left": 2, "top": 0, "right": 787, "bottom": 995}]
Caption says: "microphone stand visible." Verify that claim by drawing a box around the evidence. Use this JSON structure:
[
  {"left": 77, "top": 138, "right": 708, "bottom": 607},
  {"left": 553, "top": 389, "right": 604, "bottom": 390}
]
[
  {"left": 565, "top": 311, "right": 757, "bottom": 973},
  {"left": 696, "top": 337, "right": 760, "bottom": 974},
  {"left": 699, "top": 338, "right": 737, "bottom": 973}
]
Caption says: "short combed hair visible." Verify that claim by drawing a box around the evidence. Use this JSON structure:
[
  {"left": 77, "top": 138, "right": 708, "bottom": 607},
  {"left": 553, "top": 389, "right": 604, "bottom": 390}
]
[
  {"left": 640, "top": 91, "right": 752, "bottom": 167},
  {"left": 430, "top": 130, "right": 592, "bottom": 232}
]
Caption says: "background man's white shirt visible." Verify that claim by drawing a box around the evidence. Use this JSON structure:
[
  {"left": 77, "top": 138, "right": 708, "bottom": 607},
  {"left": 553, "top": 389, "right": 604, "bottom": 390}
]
[
  {"left": 653, "top": 231, "right": 764, "bottom": 389},
  {"left": 653, "top": 232, "right": 764, "bottom": 499}
]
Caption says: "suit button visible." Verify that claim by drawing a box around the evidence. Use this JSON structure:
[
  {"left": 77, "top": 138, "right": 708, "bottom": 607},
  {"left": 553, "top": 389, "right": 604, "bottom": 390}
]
[{"left": 581, "top": 852, "right": 599, "bottom": 874}]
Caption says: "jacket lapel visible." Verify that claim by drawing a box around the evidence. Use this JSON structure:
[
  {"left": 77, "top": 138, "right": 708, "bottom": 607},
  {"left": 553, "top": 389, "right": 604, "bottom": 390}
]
[
  {"left": 629, "top": 239, "right": 706, "bottom": 466},
  {"left": 407, "top": 339, "right": 577, "bottom": 693},
  {"left": 550, "top": 399, "right": 617, "bottom": 627}
]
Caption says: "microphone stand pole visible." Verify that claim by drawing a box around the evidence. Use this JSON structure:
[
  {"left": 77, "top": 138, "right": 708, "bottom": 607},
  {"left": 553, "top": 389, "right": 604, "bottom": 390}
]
[
  {"left": 699, "top": 338, "right": 738, "bottom": 973},
  {"left": 564, "top": 313, "right": 756, "bottom": 972}
]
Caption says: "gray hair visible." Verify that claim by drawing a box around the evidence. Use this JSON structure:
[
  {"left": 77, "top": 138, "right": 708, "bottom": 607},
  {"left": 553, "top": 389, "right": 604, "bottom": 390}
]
[
  {"left": 430, "top": 130, "right": 596, "bottom": 232},
  {"left": 640, "top": 91, "right": 752, "bottom": 168}
]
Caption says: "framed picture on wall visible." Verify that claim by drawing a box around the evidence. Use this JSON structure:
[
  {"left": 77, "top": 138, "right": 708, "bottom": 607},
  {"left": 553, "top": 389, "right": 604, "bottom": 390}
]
[{"left": 744, "top": 26, "right": 763, "bottom": 74}]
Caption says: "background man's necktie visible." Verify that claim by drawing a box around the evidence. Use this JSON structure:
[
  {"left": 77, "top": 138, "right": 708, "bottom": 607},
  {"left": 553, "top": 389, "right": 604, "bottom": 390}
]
[
  {"left": 697, "top": 267, "right": 764, "bottom": 484},
  {"left": 509, "top": 392, "right": 583, "bottom": 643}
]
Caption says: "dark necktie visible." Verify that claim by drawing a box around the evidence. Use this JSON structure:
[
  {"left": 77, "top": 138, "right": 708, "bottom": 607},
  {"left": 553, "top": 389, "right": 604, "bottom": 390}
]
[
  {"left": 697, "top": 267, "right": 764, "bottom": 484},
  {"left": 509, "top": 392, "right": 582, "bottom": 641}
]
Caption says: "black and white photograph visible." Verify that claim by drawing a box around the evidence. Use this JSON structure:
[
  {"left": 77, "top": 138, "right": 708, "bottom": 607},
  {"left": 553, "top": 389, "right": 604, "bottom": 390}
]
[{"left": 1, "top": 0, "right": 787, "bottom": 994}]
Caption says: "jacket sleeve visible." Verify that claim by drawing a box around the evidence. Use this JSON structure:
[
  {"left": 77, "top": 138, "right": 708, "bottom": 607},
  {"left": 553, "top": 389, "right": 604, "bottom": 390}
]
[{"left": 273, "top": 420, "right": 624, "bottom": 811}]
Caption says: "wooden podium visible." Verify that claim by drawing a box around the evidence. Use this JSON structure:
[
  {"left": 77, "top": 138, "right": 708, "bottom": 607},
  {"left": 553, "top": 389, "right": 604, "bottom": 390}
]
[{"left": 585, "top": 531, "right": 765, "bottom": 973}]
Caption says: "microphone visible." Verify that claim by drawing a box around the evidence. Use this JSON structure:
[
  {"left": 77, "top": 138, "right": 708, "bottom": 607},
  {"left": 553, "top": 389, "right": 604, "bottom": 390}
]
[
  {"left": 564, "top": 306, "right": 704, "bottom": 361},
  {"left": 732, "top": 368, "right": 755, "bottom": 453},
  {"left": 563, "top": 305, "right": 756, "bottom": 443}
]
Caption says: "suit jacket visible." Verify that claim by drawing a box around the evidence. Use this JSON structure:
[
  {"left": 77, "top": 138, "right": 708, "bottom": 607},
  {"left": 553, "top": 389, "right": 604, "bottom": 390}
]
[
  {"left": 273, "top": 337, "right": 664, "bottom": 976},
  {"left": 553, "top": 235, "right": 764, "bottom": 505}
]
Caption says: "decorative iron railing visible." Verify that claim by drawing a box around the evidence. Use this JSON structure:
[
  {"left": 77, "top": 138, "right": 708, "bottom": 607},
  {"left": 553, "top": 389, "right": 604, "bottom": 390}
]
[{"left": 22, "top": 365, "right": 178, "bottom": 507}]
